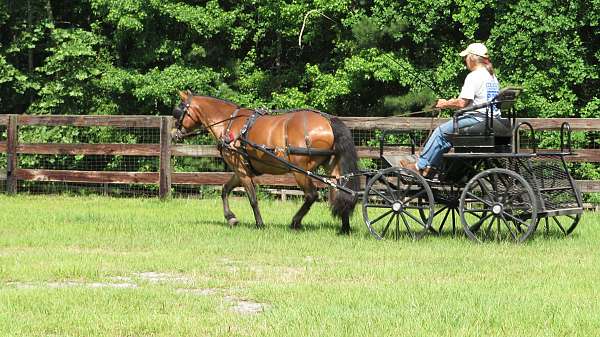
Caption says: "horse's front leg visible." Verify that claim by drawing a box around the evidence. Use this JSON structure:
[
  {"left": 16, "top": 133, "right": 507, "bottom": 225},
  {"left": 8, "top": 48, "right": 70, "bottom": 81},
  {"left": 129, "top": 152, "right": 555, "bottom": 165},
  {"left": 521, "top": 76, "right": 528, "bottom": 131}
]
[
  {"left": 222, "top": 174, "right": 240, "bottom": 227},
  {"left": 239, "top": 175, "right": 264, "bottom": 228}
]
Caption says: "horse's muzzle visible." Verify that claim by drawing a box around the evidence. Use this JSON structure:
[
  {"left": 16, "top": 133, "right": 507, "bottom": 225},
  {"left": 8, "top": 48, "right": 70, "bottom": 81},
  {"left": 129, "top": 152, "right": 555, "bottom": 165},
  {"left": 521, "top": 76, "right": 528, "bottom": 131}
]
[{"left": 171, "top": 128, "right": 184, "bottom": 142}]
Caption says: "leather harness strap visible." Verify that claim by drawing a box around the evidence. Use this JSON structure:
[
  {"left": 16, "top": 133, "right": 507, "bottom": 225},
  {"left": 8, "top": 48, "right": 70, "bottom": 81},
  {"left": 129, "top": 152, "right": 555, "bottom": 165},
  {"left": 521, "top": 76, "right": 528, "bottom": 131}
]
[
  {"left": 302, "top": 112, "right": 312, "bottom": 157},
  {"left": 220, "top": 109, "right": 335, "bottom": 176},
  {"left": 222, "top": 108, "right": 241, "bottom": 144},
  {"left": 283, "top": 116, "right": 291, "bottom": 158},
  {"left": 232, "top": 109, "right": 267, "bottom": 176}
]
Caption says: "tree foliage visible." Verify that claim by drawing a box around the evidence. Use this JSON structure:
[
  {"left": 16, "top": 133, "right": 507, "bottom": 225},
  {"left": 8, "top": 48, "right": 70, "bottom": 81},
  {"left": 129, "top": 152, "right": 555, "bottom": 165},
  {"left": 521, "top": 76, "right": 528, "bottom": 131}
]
[{"left": 1, "top": 0, "right": 598, "bottom": 118}]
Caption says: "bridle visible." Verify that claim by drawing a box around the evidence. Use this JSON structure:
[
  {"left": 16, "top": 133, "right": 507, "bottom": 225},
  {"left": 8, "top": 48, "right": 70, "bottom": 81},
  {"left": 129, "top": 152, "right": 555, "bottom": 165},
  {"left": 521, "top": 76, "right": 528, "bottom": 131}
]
[{"left": 172, "top": 94, "right": 244, "bottom": 141}]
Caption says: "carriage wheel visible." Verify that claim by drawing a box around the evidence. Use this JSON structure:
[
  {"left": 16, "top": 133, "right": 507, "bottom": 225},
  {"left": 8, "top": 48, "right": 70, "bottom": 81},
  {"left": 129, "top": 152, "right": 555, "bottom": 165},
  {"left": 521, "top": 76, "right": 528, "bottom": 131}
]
[
  {"left": 460, "top": 168, "right": 538, "bottom": 243},
  {"left": 543, "top": 213, "right": 581, "bottom": 236},
  {"left": 420, "top": 185, "right": 461, "bottom": 236},
  {"left": 422, "top": 184, "right": 489, "bottom": 237},
  {"left": 363, "top": 167, "right": 434, "bottom": 240}
]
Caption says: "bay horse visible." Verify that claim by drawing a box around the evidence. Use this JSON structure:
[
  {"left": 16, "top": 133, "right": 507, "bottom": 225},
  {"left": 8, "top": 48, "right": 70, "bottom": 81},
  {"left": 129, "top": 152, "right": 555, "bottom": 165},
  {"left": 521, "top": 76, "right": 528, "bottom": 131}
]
[{"left": 171, "top": 91, "right": 360, "bottom": 233}]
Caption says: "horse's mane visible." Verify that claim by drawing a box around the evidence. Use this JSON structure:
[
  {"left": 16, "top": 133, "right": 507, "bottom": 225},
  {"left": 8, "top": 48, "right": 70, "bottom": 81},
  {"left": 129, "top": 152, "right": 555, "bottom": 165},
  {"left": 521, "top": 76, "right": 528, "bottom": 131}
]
[
  {"left": 193, "top": 95, "right": 241, "bottom": 109},
  {"left": 192, "top": 94, "right": 326, "bottom": 116},
  {"left": 270, "top": 107, "right": 324, "bottom": 114}
]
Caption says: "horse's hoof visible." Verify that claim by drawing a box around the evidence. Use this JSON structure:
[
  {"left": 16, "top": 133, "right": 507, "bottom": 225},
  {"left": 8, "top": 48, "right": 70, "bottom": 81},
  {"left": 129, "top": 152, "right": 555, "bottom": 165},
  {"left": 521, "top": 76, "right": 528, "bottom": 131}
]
[
  {"left": 290, "top": 223, "right": 303, "bottom": 231},
  {"left": 227, "top": 217, "right": 239, "bottom": 227},
  {"left": 256, "top": 223, "right": 265, "bottom": 229},
  {"left": 338, "top": 229, "right": 351, "bottom": 235}
]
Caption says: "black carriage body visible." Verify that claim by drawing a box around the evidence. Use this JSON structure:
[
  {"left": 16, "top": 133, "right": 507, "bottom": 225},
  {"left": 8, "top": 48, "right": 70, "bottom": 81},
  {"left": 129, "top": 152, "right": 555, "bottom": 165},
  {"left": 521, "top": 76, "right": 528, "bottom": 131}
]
[
  {"left": 442, "top": 153, "right": 583, "bottom": 217},
  {"left": 370, "top": 88, "right": 584, "bottom": 241}
]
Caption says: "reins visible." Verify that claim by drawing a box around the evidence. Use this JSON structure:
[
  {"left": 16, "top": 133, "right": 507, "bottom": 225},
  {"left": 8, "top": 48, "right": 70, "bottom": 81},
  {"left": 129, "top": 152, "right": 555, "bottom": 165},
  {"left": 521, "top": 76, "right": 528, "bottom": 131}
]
[
  {"left": 374, "top": 108, "right": 442, "bottom": 153},
  {"left": 176, "top": 112, "right": 246, "bottom": 139}
]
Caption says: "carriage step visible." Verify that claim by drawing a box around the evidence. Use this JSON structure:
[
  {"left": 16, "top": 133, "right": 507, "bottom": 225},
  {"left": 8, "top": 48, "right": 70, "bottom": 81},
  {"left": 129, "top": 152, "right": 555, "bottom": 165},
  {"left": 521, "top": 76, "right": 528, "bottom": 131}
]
[
  {"left": 537, "top": 186, "right": 576, "bottom": 192},
  {"left": 539, "top": 208, "right": 584, "bottom": 217},
  {"left": 381, "top": 154, "right": 417, "bottom": 168}
]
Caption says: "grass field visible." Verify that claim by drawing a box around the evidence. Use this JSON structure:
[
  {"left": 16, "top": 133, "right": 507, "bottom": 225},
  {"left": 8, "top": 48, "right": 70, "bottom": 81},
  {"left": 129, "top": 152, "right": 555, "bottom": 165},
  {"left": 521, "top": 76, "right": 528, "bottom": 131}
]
[{"left": 1, "top": 195, "right": 599, "bottom": 337}]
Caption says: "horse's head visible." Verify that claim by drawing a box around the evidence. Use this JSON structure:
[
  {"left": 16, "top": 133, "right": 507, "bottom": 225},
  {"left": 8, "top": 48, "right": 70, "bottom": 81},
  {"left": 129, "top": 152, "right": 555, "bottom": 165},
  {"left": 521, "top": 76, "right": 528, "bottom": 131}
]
[
  {"left": 171, "top": 90, "right": 200, "bottom": 142},
  {"left": 171, "top": 91, "right": 242, "bottom": 142}
]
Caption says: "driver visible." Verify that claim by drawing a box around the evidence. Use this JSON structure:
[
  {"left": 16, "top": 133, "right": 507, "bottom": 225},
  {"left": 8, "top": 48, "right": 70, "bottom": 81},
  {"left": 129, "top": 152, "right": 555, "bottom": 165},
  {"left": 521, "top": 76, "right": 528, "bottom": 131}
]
[{"left": 404, "top": 42, "right": 501, "bottom": 177}]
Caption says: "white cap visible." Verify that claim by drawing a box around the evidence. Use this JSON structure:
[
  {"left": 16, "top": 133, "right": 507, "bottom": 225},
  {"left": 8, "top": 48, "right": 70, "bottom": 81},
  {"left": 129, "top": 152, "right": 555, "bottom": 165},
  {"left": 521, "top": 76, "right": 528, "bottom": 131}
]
[{"left": 459, "top": 43, "right": 489, "bottom": 58}]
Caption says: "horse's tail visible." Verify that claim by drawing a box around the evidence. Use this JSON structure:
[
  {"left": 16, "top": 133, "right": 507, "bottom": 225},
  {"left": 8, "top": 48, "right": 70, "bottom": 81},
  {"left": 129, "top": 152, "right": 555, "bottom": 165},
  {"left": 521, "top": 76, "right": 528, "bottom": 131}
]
[{"left": 329, "top": 116, "right": 360, "bottom": 219}]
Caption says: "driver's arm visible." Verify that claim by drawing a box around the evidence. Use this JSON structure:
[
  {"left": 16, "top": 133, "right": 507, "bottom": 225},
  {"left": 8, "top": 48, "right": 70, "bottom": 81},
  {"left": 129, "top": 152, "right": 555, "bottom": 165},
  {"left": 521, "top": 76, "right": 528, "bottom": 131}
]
[{"left": 435, "top": 98, "right": 471, "bottom": 110}]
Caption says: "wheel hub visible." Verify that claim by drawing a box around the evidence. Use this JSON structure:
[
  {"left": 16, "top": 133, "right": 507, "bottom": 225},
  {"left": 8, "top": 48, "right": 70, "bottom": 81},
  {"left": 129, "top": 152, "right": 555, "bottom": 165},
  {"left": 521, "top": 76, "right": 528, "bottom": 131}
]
[
  {"left": 392, "top": 202, "right": 403, "bottom": 213},
  {"left": 492, "top": 203, "right": 503, "bottom": 215}
]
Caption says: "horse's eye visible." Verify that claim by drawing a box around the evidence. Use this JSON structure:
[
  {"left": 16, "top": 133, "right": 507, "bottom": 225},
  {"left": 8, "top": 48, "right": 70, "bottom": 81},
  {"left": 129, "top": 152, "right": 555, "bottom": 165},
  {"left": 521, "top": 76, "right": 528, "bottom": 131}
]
[{"left": 173, "top": 106, "right": 183, "bottom": 119}]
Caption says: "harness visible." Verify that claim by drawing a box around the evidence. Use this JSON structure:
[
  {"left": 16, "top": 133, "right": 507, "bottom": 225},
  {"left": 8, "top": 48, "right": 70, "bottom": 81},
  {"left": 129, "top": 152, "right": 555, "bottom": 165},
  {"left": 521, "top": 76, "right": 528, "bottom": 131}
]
[
  {"left": 219, "top": 109, "right": 267, "bottom": 176},
  {"left": 176, "top": 99, "right": 336, "bottom": 176}
]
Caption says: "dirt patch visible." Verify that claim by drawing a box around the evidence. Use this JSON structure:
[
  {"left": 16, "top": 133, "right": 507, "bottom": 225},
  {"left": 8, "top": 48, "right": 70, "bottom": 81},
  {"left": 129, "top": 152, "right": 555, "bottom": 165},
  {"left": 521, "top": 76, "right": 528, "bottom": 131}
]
[
  {"left": 225, "top": 296, "right": 270, "bottom": 315},
  {"left": 5, "top": 282, "right": 37, "bottom": 289},
  {"left": 87, "top": 282, "right": 138, "bottom": 289},
  {"left": 280, "top": 267, "right": 303, "bottom": 282},
  {"left": 133, "top": 272, "right": 193, "bottom": 284},
  {"left": 5, "top": 281, "right": 137, "bottom": 289},
  {"left": 176, "top": 288, "right": 217, "bottom": 296}
]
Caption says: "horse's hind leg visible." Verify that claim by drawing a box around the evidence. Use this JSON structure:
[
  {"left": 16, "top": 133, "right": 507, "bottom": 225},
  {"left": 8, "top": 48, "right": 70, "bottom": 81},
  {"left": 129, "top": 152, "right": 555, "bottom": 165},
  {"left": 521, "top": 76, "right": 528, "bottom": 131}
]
[
  {"left": 222, "top": 175, "right": 240, "bottom": 226},
  {"left": 291, "top": 173, "right": 318, "bottom": 230},
  {"left": 331, "top": 188, "right": 352, "bottom": 235},
  {"left": 238, "top": 175, "right": 264, "bottom": 228},
  {"left": 329, "top": 164, "right": 354, "bottom": 235}
]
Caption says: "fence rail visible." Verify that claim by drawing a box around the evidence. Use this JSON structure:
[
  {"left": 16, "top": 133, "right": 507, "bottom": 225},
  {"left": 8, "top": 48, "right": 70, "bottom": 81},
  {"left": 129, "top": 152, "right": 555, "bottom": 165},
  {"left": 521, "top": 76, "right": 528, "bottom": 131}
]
[
  {"left": 342, "top": 117, "right": 600, "bottom": 131},
  {"left": 1, "top": 114, "right": 599, "bottom": 198}
]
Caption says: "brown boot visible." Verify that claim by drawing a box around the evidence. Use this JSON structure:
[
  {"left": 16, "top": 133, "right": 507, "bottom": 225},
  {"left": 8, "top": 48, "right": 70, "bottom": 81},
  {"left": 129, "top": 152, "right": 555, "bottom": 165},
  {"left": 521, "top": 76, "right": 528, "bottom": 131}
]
[
  {"left": 419, "top": 166, "right": 434, "bottom": 178},
  {"left": 394, "top": 154, "right": 418, "bottom": 171},
  {"left": 419, "top": 166, "right": 436, "bottom": 179}
]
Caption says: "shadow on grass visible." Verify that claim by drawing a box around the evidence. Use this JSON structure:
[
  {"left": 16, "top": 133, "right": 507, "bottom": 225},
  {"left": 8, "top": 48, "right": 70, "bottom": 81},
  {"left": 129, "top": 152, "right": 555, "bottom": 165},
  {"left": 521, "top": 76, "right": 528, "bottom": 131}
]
[
  {"left": 183, "top": 215, "right": 579, "bottom": 245},
  {"left": 193, "top": 217, "right": 347, "bottom": 235}
]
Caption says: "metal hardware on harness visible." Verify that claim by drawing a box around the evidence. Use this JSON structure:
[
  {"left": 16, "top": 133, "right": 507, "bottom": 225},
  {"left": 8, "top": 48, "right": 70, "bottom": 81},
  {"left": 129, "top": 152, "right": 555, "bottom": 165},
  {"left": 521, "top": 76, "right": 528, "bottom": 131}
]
[
  {"left": 240, "top": 110, "right": 264, "bottom": 138},
  {"left": 321, "top": 177, "right": 339, "bottom": 188},
  {"left": 338, "top": 175, "right": 349, "bottom": 187}
]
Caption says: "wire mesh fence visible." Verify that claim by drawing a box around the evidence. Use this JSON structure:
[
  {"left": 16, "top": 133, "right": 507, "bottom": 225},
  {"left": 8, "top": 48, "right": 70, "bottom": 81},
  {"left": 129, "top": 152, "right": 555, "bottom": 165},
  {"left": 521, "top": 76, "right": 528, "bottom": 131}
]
[
  {"left": 1, "top": 115, "right": 599, "bottom": 204},
  {"left": 170, "top": 128, "right": 228, "bottom": 198},
  {"left": 13, "top": 123, "right": 163, "bottom": 197}
]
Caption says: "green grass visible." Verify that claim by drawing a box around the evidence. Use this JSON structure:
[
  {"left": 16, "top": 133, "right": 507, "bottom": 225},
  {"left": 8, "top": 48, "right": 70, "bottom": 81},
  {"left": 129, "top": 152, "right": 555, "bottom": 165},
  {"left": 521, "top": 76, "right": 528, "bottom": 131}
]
[{"left": 0, "top": 195, "right": 599, "bottom": 337}]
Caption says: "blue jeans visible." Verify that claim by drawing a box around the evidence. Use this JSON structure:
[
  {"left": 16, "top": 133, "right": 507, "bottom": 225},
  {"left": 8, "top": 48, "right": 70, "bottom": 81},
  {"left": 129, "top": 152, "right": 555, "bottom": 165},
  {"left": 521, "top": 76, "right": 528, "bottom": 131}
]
[{"left": 417, "top": 115, "right": 482, "bottom": 169}]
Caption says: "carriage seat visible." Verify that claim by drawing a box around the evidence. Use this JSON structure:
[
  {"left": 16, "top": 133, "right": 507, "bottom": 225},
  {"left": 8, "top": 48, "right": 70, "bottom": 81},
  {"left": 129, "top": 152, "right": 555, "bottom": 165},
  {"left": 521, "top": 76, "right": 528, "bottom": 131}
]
[
  {"left": 445, "top": 117, "right": 512, "bottom": 153},
  {"left": 459, "top": 117, "right": 511, "bottom": 137},
  {"left": 444, "top": 87, "right": 523, "bottom": 153}
]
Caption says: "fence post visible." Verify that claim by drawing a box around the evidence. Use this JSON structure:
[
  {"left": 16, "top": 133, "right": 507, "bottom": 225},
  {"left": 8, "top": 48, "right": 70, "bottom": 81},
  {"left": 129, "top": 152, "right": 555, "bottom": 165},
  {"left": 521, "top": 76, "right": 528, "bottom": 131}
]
[
  {"left": 159, "top": 117, "right": 173, "bottom": 199},
  {"left": 6, "top": 115, "right": 18, "bottom": 194}
]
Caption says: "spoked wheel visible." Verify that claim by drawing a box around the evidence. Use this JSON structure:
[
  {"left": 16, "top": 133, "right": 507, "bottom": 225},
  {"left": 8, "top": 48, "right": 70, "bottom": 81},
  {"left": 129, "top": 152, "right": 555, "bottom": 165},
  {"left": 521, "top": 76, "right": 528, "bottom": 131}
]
[
  {"left": 362, "top": 167, "right": 434, "bottom": 240},
  {"left": 460, "top": 168, "right": 538, "bottom": 243},
  {"left": 421, "top": 185, "right": 461, "bottom": 236},
  {"left": 423, "top": 184, "right": 490, "bottom": 237},
  {"left": 542, "top": 213, "right": 581, "bottom": 236}
]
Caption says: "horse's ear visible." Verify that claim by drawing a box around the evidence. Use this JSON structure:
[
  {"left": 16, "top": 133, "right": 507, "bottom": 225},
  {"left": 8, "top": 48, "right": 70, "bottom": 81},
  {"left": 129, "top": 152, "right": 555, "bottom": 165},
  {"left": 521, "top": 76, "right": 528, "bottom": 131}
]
[{"left": 178, "top": 90, "right": 189, "bottom": 101}]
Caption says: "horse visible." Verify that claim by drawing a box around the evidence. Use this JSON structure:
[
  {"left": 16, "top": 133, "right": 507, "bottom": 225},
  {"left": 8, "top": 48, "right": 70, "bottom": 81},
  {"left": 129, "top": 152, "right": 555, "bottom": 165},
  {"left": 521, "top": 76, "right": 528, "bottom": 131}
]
[{"left": 171, "top": 91, "right": 360, "bottom": 233}]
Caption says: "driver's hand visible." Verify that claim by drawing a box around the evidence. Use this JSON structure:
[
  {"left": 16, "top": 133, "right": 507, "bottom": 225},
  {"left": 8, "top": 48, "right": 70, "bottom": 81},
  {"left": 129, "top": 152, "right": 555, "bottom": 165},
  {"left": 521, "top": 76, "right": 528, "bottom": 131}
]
[{"left": 435, "top": 99, "right": 447, "bottom": 109}]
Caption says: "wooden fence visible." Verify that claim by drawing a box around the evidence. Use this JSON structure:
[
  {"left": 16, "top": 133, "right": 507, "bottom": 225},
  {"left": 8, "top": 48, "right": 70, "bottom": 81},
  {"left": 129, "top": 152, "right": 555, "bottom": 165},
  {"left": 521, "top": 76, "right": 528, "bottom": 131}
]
[{"left": 1, "top": 114, "right": 599, "bottom": 199}]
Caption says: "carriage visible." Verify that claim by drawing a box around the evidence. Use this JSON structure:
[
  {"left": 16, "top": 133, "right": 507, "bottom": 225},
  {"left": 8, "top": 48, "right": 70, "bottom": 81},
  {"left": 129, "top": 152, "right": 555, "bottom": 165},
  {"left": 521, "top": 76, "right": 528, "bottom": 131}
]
[
  {"left": 362, "top": 87, "right": 584, "bottom": 242},
  {"left": 172, "top": 88, "right": 584, "bottom": 242}
]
